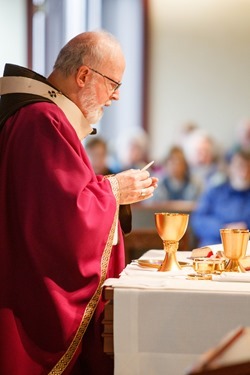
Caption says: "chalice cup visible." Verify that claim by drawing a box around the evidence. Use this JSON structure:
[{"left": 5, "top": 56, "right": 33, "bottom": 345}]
[
  {"left": 220, "top": 229, "right": 249, "bottom": 272},
  {"left": 155, "top": 213, "right": 189, "bottom": 272}
]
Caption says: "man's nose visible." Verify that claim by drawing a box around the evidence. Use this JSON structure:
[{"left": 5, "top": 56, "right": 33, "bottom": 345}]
[{"left": 110, "top": 89, "right": 120, "bottom": 101}]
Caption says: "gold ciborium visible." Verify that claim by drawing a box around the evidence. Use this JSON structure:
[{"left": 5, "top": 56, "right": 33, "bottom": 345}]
[
  {"left": 220, "top": 229, "right": 249, "bottom": 272},
  {"left": 155, "top": 212, "right": 189, "bottom": 272}
]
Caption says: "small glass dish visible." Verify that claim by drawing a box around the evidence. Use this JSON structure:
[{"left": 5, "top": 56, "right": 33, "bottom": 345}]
[
  {"left": 188, "top": 258, "right": 226, "bottom": 280},
  {"left": 193, "top": 258, "right": 216, "bottom": 275}
]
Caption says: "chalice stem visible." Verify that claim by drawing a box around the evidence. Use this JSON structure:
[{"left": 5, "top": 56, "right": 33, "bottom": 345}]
[
  {"left": 225, "top": 259, "right": 246, "bottom": 273},
  {"left": 158, "top": 240, "right": 181, "bottom": 272}
]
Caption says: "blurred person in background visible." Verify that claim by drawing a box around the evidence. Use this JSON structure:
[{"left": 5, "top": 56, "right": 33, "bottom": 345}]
[
  {"left": 116, "top": 128, "right": 149, "bottom": 170},
  {"left": 85, "top": 136, "right": 117, "bottom": 175},
  {"left": 226, "top": 117, "right": 250, "bottom": 160},
  {"left": 174, "top": 120, "right": 199, "bottom": 148},
  {"left": 191, "top": 149, "right": 250, "bottom": 247},
  {"left": 147, "top": 145, "right": 202, "bottom": 202},
  {"left": 183, "top": 129, "right": 226, "bottom": 192}
]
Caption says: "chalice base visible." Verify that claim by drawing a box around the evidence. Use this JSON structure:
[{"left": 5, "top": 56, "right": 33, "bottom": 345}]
[
  {"left": 225, "top": 259, "right": 246, "bottom": 273},
  {"left": 158, "top": 253, "right": 182, "bottom": 272}
]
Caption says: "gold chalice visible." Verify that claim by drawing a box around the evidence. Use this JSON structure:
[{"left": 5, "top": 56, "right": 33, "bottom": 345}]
[
  {"left": 220, "top": 229, "right": 249, "bottom": 272},
  {"left": 155, "top": 212, "right": 189, "bottom": 272}
]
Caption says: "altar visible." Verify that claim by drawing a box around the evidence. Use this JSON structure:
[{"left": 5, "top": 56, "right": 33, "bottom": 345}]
[{"left": 103, "top": 245, "right": 250, "bottom": 375}]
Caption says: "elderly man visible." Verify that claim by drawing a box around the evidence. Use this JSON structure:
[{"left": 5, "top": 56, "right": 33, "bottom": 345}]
[{"left": 0, "top": 31, "right": 157, "bottom": 374}]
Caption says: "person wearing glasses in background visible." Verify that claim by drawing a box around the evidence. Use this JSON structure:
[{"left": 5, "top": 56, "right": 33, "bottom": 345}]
[{"left": 0, "top": 30, "right": 158, "bottom": 375}]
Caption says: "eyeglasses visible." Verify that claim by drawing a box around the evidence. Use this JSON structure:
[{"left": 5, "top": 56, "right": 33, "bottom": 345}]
[{"left": 88, "top": 67, "right": 122, "bottom": 92}]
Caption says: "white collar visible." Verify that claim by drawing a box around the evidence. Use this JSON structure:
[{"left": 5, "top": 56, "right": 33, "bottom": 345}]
[{"left": 0, "top": 76, "right": 94, "bottom": 140}]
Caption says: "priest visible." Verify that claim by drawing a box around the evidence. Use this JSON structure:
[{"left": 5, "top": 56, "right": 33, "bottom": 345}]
[{"left": 0, "top": 30, "right": 158, "bottom": 374}]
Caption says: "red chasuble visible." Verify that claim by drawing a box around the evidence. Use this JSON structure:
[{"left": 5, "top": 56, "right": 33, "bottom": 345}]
[{"left": 0, "top": 102, "right": 124, "bottom": 374}]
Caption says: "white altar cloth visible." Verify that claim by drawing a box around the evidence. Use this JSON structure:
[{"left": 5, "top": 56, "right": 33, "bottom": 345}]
[{"left": 104, "top": 243, "right": 250, "bottom": 375}]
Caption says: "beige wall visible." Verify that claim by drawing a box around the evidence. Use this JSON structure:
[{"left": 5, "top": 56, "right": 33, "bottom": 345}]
[
  {"left": 148, "top": 0, "right": 250, "bottom": 161},
  {"left": 0, "top": 0, "right": 27, "bottom": 74}
]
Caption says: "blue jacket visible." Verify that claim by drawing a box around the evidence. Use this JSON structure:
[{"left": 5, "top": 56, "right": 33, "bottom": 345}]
[{"left": 191, "top": 181, "right": 250, "bottom": 246}]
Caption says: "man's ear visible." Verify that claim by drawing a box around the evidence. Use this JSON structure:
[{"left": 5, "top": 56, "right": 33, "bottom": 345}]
[{"left": 76, "top": 65, "right": 89, "bottom": 87}]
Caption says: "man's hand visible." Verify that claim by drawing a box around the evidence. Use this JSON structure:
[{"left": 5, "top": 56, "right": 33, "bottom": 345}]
[{"left": 114, "top": 169, "right": 158, "bottom": 205}]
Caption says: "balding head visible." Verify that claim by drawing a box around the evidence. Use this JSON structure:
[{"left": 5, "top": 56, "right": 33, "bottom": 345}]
[{"left": 53, "top": 30, "right": 125, "bottom": 77}]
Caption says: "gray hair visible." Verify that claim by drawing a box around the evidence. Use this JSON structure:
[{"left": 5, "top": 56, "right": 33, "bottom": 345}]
[{"left": 53, "top": 30, "right": 122, "bottom": 76}]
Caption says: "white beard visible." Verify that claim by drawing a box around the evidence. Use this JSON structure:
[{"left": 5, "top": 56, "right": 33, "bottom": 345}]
[{"left": 81, "top": 85, "right": 104, "bottom": 124}]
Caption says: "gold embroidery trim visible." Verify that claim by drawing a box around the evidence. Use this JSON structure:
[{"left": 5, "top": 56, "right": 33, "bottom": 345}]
[{"left": 48, "top": 178, "right": 120, "bottom": 374}]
